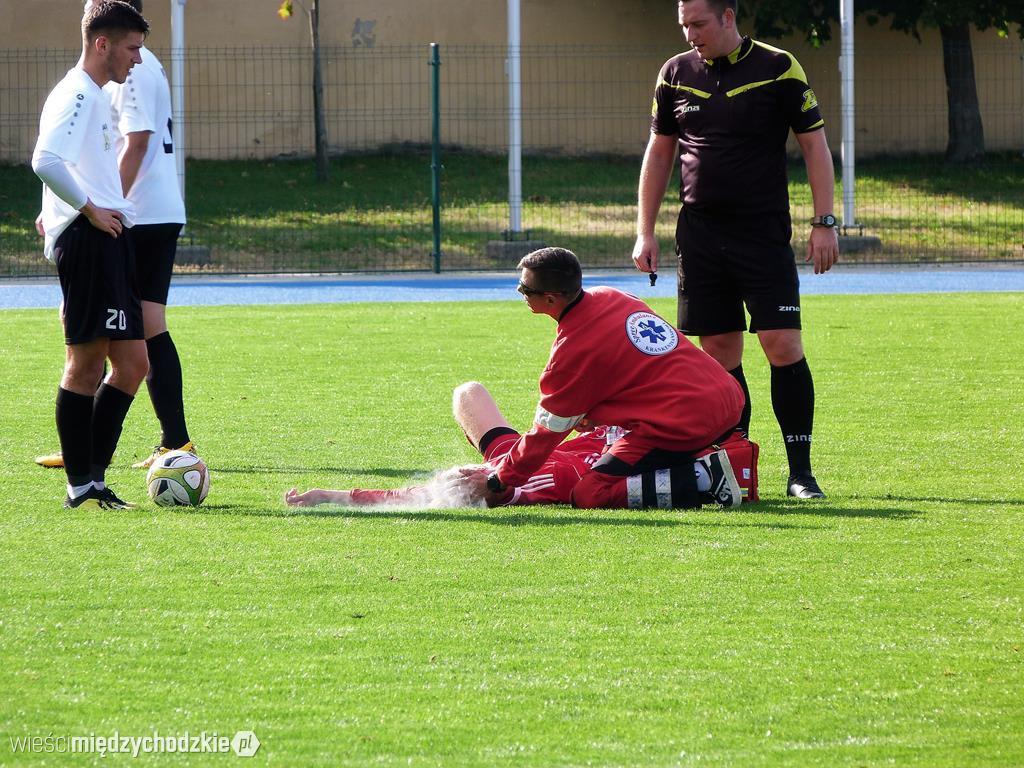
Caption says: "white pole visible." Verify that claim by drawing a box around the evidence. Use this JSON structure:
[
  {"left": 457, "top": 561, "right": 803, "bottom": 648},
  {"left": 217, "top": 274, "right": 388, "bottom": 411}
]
[
  {"left": 170, "top": 0, "right": 186, "bottom": 203},
  {"left": 507, "top": 0, "right": 522, "bottom": 235},
  {"left": 839, "top": 0, "right": 855, "bottom": 228}
]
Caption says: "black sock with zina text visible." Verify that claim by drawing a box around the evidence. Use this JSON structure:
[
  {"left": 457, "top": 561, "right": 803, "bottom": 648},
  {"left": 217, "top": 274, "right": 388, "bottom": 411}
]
[{"left": 770, "top": 357, "right": 815, "bottom": 477}]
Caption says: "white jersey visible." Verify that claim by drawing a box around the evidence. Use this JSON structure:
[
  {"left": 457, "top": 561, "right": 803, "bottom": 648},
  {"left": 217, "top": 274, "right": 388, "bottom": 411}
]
[
  {"left": 33, "top": 67, "right": 135, "bottom": 261},
  {"left": 105, "top": 46, "right": 186, "bottom": 225}
]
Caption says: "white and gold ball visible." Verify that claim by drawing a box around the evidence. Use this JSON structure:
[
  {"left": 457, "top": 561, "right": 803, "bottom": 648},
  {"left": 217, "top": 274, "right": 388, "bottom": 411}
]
[{"left": 146, "top": 450, "right": 210, "bottom": 506}]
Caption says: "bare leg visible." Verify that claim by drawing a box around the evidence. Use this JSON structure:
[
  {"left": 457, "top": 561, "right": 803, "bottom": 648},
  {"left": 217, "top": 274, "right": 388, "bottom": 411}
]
[
  {"left": 698, "top": 331, "right": 744, "bottom": 370},
  {"left": 141, "top": 300, "right": 167, "bottom": 339},
  {"left": 63, "top": 338, "right": 109, "bottom": 394},
  {"left": 60, "top": 303, "right": 107, "bottom": 391},
  {"left": 451, "top": 381, "right": 513, "bottom": 451},
  {"left": 756, "top": 328, "right": 804, "bottom": 366},
  {"left": 106, "top": 339, "right": 149, "bottom": 395}
]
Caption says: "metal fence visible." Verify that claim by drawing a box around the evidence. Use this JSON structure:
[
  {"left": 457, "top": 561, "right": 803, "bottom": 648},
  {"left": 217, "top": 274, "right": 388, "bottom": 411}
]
[{"left": 1, "top": 40, "right": 1022, "bottom": 277}]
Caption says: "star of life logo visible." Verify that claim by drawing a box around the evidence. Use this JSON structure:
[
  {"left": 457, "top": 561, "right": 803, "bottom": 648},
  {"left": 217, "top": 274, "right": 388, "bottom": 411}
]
[{"left": 625, "top": 312, "right": 678, "bottom": 356}]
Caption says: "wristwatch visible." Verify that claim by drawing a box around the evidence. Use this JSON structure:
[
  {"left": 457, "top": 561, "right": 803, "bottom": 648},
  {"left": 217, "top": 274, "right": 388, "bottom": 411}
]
[
  {"left": 486, "top": 471, "right": 506, "bottom": 493},
  {"left": 811, "top": 213, "right": 838, "bottom": 228}
]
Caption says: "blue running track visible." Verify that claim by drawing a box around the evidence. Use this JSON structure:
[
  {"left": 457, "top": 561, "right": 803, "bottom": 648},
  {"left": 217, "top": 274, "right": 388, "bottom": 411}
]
[{"left": 1, "top": 267, "right": 1022, "bottom": 309}]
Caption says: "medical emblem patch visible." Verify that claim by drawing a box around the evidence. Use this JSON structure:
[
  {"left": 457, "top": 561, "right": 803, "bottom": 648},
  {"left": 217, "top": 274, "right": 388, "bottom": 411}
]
[{"left": 625, "top": 312, "right": 678, "bottom": 356}]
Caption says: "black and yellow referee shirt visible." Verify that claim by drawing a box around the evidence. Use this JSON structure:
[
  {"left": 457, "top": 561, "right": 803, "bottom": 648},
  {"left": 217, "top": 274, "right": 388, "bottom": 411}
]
[{"left": 651, "top": 36, "right": 825, "bottom": 216}]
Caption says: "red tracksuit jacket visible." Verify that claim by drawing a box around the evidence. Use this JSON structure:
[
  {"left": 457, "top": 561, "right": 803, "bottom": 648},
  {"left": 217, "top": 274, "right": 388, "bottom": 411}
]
[{"left": 495, "top": 287, "right": 743, "bottom": 487}]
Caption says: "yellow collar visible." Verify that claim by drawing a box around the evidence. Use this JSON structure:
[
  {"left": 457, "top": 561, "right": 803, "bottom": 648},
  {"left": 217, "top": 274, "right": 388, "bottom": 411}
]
[{"left": 703, "top": 37, "right": 750, "bottom": 67}]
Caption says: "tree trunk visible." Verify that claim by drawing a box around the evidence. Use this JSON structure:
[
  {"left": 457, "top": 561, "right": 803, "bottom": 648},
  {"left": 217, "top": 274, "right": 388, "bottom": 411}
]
[
  {"left": 940, "top": 23, "right": 985, "bottom": 164},
  {"left": 310, "top": 0, "right": 329, "bottom": 181}
]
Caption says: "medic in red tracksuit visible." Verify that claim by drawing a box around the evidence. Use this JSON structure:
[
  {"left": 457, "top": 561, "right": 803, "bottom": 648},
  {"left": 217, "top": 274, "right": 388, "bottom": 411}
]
[{"left": 491, "top": 286, "right": 744, "bottom": 508}]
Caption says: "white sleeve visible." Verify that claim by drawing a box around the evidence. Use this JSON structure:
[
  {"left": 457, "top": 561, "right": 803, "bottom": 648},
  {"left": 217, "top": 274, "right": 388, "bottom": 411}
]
[
  {"left": 34, "top": 85, "right": 93, "bottom": 166},
  {"left": 113, "top": 64, "right": 157, "bottom": 135},
  {"left": 31, "top": 150, "right": 88, "bottom": 210}
]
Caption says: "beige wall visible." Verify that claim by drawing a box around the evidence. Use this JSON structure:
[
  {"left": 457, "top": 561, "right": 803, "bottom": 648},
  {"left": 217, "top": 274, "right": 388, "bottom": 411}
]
[
  {"left": 1, "top": 1, "right": 1020, "bottom": 161},
  {"left": 2, "top": 0, "right": 682, "bottom": 49}
]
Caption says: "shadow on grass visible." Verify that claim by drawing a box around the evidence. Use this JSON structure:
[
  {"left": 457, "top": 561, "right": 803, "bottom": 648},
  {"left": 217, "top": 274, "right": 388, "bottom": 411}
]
[
  {"left": 212, "top": 466, "right": 423, "bottom": 478},
  {"left": 169, "top": 495, "right": 927, "bottom": 524},
  {"left": 844, "top": 493, "right": 1021, "bottom": 508},
  {"left": 752, "top": 499, "right": 923, "bottom": 519},
  {"left": 184, "top": 498, "right": 923, "bottom": 525},
  {"left": 196, "top": 504, "right": 817, "bottom": 530}
]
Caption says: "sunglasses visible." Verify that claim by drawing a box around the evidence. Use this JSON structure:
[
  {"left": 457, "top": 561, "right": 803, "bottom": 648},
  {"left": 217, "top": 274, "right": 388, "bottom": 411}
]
[{"left": 516, "top": 281, "right": 548, "bottom": 296}]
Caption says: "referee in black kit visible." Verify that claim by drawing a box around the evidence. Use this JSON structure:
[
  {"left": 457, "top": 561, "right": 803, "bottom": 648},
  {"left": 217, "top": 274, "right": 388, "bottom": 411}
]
[{"left": 632, "top": 0, "right": 839, "bottom": 499}]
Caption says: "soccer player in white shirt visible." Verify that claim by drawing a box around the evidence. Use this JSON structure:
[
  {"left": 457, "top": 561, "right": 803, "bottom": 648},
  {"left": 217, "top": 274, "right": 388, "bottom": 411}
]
[
  {"left": 35, "top": 0, "right": 195, "bottom": 473},
  {"left": 105, "top": 0, "right": 195, "bottom": 468},
  {"left": 31, "top": 0, "right": 151, "bottom": 509}
]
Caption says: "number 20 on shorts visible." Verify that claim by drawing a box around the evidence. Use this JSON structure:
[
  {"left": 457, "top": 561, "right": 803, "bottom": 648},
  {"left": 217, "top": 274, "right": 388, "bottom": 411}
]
[{"left": 105, "top": 308, "right": 127, "bottom": 330}]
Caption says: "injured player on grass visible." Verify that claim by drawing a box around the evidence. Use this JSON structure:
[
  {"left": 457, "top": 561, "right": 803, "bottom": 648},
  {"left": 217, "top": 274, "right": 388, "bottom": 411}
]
[
  {"left": 285, "top": 465, "right": 489, "bottom": 509},
  {"left": 285, "top": 381, "right": 759, "bottom": 510},
  {"left": 285, "top": 381, "right": 608, "bottom": 510}
]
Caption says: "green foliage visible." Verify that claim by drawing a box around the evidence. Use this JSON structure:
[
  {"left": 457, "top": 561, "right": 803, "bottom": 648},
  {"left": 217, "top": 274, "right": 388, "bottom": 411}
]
[
  {"left": 743, "top": 0, "right": 837, "bottom": 47},
  {"left": 1, "top": 293, "right": 1023, "bottom": 765},
  {"left": 860, "top": 0, "right": 1023, "bottom": 39},
  {"left": 2, "top": 153, "right": 1022, "bottom": 273},
  {"left": 744, "top": 0, "right": 1024, "bottom": 43}
]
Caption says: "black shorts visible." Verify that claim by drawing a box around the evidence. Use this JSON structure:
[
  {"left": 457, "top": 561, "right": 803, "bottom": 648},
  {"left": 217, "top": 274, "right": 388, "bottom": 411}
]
[
  {"left": 675, "top": 208, "right": 801, "bottom": 336},
  {"left": 55, "top": 215, "right": 143, "bottom": 345},
  {"left": 130, "top": 222, "right": 182, "bottom": 304}
]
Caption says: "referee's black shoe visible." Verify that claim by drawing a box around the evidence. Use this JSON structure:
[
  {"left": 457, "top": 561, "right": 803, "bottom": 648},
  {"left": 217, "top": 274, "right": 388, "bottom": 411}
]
[{"left": 787, "top": 473, "right": 826, "bottom": 499}]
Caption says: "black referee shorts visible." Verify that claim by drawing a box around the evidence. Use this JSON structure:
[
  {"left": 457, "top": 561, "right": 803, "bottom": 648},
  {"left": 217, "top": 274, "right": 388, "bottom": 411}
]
[
  {"left": 675, "top": 207, "right": 801, "bottom": 336},
  {"left": 130, "top": 222, "right": 182, "bottom": 305},
  {"left": 55, "top": 215, "right": 143, "bottom": 345}
]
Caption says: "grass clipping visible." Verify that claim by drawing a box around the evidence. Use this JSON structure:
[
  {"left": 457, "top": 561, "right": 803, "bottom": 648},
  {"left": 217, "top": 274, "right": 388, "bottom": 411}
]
[{"left": 391, "top": 466, "right": 489, "bottom": 509}]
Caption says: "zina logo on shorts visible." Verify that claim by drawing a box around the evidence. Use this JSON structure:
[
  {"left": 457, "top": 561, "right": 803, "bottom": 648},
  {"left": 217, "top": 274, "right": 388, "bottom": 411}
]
[{"left": 625, "top": 312, "right": 678, "bottom": 356}]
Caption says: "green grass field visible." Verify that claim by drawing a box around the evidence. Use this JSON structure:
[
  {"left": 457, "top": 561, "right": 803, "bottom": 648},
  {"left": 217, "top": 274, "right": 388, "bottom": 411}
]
[
  {"left": 1, "top": 292, "right": 1023, "bottom": 766},
  {"left": 2, "top": 152, "right": 1022, "bottom": 275}
]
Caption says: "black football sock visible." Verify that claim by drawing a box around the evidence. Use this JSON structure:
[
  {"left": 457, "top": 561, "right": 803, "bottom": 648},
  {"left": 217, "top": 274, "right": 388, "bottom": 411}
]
[
  {"left": 728, "top": 364, "right": 752, "bottom": 434},
  {"left": 91, "top": 383, "right": 135, "bottom": 484},
  {"left": 145, "top": 331, "right": 190, "bottom": 448},
  {"left": 629, "top": 464, "right": 702, "bottom": 509},
  {"left": 56, "top": 387, "right": 94, "bottom": 489},
  {"left": 770, "top": 357, "right": 815, "bottom": 477}
]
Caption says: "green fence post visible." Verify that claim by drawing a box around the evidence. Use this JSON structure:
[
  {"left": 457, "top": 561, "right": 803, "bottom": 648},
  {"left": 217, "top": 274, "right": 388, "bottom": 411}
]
[{"left": 429, "top": 43, "right": 442, "bottom": 273}]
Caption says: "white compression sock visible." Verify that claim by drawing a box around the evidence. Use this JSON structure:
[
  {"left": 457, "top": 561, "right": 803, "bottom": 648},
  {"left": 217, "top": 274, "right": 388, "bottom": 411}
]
[
  {"left": 67, "top": 481, "right": 95, "bottom": 499},
  {"left": 694, "top": 462, "right": 711, "bottom": 492}
]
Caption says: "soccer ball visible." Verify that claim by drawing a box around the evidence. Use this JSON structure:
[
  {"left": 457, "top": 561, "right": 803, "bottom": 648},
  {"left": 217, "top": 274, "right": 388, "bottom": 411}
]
[{"left": 146, "top": 450, "right": 210, "bottom": 506}]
